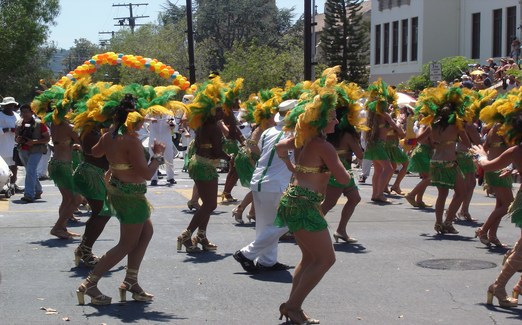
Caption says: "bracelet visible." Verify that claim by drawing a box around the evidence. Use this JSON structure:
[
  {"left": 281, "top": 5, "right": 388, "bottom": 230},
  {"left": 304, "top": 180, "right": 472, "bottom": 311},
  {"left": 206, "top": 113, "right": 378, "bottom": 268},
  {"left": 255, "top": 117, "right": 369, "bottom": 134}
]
[
  {"left": 477, "top": 155, "right": 487, "bottom": 163},
  {"left": 151, "top": 154, "right": 165, "bottom": 165}
]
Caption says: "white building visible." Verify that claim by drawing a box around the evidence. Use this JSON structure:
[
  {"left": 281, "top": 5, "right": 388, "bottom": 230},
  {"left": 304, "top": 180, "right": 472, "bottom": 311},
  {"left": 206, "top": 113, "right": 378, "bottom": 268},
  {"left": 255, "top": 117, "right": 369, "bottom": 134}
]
[{"left": 370, "top": 0, "right": 521, "bottom": 85}]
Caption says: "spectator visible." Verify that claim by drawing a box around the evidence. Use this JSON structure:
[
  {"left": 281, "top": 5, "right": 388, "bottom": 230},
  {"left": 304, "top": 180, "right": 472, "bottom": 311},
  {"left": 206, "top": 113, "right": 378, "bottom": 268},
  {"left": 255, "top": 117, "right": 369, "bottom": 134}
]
[
  {"left": 0, "top": 97, "right": 23, "bottom": 192},
  {"left": 486, "top": 58, "right": 497, "bottom": 70},
  {"left": 508, "top": 58, "right": 520, "bottom": 71},
  {"left": 511, "top": 37, "right": 521, "bottom": 60},
  {"left": 505, "top": 74, "right": 519, "bottom": 91},
  {"left": 14, "top": 104, "right": 50, "bottom": 202},
  {"left": 460, "top": 75, "right": 473, "bottom": 89}
]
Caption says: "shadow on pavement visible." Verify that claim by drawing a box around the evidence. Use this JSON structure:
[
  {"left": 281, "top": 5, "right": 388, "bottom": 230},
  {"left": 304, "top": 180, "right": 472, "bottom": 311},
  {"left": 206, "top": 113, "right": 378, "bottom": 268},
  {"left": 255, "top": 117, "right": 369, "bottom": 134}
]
[
  {"left": 420, "top": 233, "right": 475, "bottom": 242},
  {"left": 179, "top": 252, "right": 231, "bottom": 264},
  {"left": 29, "top": 238, "right": 79, "bottom": 248},
  {"left": 68, "top": 265, "right": 125, "bottom": 279},
  {"left": 79, "top": 301, "right": 182, "bottom": 323},
  {"left": 333, "top": 243, "right": 367, "bottom": 254},
  {"left": 248, "top": 270, "right": 292, "bottom": 283}
]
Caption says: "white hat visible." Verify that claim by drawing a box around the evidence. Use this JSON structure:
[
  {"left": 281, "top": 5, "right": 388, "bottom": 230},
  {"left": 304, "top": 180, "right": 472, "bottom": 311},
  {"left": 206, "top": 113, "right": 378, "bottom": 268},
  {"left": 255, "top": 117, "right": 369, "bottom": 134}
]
[
  {"left": 182, "top": 94, "right": 194, "bottom": 104},
  {"left": 274, "top": 99, "right": 298, "bottom": 123},
  {"left": 0, "top": 97, "right": 18, "bottom": 106},
  {"left": 461, "top": 74, "right": 470, "bottom": 80}
]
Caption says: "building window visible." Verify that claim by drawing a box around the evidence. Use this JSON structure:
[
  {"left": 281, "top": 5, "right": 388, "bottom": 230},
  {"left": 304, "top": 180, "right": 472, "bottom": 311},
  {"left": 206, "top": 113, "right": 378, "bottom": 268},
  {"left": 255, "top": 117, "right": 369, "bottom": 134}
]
[
  {"left": 384, "top": 23, "right": 390, "bottom": 64},
  {"left": 375, "top": 25, "right": 381, "bottom": 65},
  {"left": 507, "top": 6, "right": 517, "bottom": 57},
  {"left": 401, "top": 19, "right": 408, "bottom": 62},
  {"left": 411, "top": 17, "right": 418, "bottom": 61},
  {"left": 493, "top": 9, "right": 502, "bottom": 58},
  {"left": 471, "top": 13, "right": 480, "bottom": 59},
  {"left": 392, "top": 21, "right": 399, "bottom": 63}
]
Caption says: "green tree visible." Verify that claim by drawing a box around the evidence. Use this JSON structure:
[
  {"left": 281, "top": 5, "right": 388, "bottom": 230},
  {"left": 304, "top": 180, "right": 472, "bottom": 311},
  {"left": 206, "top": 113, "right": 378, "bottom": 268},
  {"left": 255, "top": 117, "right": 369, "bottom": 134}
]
[
  {"left": 0, "top": 0, "right": 60, "bottom": 100},
  {"left": 221, "top": 42, "right": 303, "bottom": 96},
  {"left": 158, "top": 0, "right": 186, "bottom": 26},
  {"left": 319, "top": 0, "right": 369, "bottom": 85},
  {"left": 195, "top": 0, "right": 281, "bottom": 71},
  {"left": 63, "top": 38, "right": 100, "bottom": 74}
]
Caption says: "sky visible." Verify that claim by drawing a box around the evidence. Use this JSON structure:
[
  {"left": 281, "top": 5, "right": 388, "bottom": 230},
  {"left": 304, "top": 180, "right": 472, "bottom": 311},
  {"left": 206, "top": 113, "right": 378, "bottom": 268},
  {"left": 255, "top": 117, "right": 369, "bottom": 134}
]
[{"left": 49, "top": 0, "right": 324, "bottom": 49}]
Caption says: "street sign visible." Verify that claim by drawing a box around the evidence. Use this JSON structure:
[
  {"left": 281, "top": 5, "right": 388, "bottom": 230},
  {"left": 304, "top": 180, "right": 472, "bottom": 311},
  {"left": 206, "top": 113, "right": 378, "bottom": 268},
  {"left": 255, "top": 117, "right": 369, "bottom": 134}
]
[{"left": 430, "top": 62, "right": 442, "bottom": 81}]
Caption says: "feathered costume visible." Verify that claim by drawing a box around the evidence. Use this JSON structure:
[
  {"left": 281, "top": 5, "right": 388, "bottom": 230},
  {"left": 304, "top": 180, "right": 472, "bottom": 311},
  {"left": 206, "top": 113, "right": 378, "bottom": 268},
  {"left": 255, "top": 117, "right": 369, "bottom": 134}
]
[
  {"left": 415, "top": 84, "right": 475, "bottom": 189},
  {"left": 480, "top": 87, "right": 522, "bottom": 227},
  {"left": 363, "top": 79, "right": 397, "bottom": 161},
  {"left": 275, "top": 67, "right": 340, "bottom": 233},
  {"left": 185, "top": 78, "right": 227, "bottom": 181}
]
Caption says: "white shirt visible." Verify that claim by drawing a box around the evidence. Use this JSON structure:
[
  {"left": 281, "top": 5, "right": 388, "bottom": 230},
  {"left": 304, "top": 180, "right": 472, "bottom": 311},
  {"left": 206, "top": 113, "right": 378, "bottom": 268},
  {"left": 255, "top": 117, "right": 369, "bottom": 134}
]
[
  {"left": 0, "top": 111, "right": 20, "bottom": 161},
  {"left": 250, "top": 123, "right": 293, "bottom": 193}
]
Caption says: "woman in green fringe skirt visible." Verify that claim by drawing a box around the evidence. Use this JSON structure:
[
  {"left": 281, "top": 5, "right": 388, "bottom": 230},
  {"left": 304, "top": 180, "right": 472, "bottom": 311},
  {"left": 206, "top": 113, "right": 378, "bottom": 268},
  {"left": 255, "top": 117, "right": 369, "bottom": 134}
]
[
  {"left": 474, "top": 123, "right": 514, "bottom": 247},
  {"left": 405, "top": 124, "right": 434, "bottom": 208},
  {"left": 274, "top": 91, "right": 351, "bottom": 324},
  {"left": 48, "top": 118, "right": 83, "bottom": 240},
  {"left": 472, "top": 117, "right": 522, "bottom": 308},
  {"left": 76, "top": 94, "right": 166, "bottom": 305}
]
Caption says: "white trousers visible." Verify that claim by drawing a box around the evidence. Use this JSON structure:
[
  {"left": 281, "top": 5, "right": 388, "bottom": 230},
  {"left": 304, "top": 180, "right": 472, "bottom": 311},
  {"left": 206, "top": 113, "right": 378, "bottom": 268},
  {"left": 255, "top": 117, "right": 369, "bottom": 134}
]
[
  {"left": 241, "top": 191, "right": 288, "bottom": 266},
  {"left": 150, "top": 140, "right": 176, "bottom": 181},
  {"left": 360, "top": 158, "right": 372, "bottom": 178}
]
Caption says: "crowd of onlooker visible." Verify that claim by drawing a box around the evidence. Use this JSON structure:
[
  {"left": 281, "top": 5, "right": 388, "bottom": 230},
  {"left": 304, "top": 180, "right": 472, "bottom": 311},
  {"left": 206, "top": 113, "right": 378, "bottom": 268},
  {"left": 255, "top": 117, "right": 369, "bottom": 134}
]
[{"left": 458, "top": 37, "right": 522, "bottom": 91}]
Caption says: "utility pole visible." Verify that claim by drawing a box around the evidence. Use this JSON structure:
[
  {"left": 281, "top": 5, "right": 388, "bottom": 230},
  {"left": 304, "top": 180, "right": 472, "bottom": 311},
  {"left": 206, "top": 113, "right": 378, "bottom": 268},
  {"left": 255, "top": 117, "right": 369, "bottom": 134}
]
[
  {"left": 113, "top": 3, "right": 149, "bottom": 33},
  {"left": 186, "top": 0, "right": 196, "bottom": 84},
  {"left": 98, "top": 31, "right": 115, "bottom": 47},
  {"left": 304, "top": 0, "right": 312, "bottom": 80}
]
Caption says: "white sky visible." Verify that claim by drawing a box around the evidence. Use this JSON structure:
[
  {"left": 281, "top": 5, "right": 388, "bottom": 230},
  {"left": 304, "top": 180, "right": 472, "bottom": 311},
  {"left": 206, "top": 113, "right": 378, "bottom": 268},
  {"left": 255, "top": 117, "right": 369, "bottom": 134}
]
[{"left": 49, "top": 0, "right": 324, "bottom": 49}]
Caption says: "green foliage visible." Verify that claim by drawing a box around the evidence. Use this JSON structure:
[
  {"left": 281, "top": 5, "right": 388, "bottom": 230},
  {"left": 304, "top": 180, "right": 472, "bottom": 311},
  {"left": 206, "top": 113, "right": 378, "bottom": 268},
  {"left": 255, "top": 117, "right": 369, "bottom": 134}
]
[
  {"left": 62, "top": 38, "right": 100, "bottom": 74},
  {"left": 0, "top": 0, "right": 60, "bottom": 101},
  {"left": 406, "top": 56, "right": 476, "bottom": 91},
  {"left": 195, "top": 0, "right": 283, "bottom": 71},
  {"left": 319, "top": 0, "right": 369, "bottom": 86},
  {"left": 221, "top": 43, "right": 304, "bottom": 96},
  {"left": 158, "top": 0, "right": 186, "bottom": 26}
]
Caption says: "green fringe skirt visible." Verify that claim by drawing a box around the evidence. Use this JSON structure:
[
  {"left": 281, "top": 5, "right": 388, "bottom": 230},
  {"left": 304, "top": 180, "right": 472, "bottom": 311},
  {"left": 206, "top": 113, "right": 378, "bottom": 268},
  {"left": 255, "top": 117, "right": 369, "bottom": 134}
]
[
  {"left": 275, "top": 185, "right": 327, "bottom": 232},
  {"left": 407, "top": 144, "right": 432, "bottom": 174},
  {"left": 430, "top": 160, "right": 462, "bottom": 189},
  {"left": 456, "top": 151, "right": 476, "bottom": 175},
  {"left": 364, "top": 140, "right": 389, "bottom": 161},
  {"left": 484, "top": 170, "right": 513, "bottom": 188},
  {"left": 222, "top": 139, "right": 240, "bottom": 155},
  {"left": 509, "top": 190, "right": 522, "bottom": 228},
  {"left": 48, "top": 158, "right": 76, "bottom": 193},
  {"left": 234, "top": 147, "right": 260, "bottom": 187},
  {"left": 384, "top": 140, "right": 409, "bottom": 163},
  {"left": 73, "top": 162, "right": 111, "bottom": 216},
  {"left": 107, "top": 177, "right": 150, "bottom": 224},
  {"left": 328, "top": 157, "right": 356, "bottom": 189},
  {"left": 188, "top": 155, "right": 219, "bottom": 181}
]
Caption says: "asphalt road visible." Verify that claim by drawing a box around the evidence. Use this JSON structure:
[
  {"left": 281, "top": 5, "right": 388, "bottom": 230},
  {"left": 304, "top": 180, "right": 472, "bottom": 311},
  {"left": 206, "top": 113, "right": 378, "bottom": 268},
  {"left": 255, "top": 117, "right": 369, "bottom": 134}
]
[{"left": 0, "top": 159, "right": 521, "bottom": 324}]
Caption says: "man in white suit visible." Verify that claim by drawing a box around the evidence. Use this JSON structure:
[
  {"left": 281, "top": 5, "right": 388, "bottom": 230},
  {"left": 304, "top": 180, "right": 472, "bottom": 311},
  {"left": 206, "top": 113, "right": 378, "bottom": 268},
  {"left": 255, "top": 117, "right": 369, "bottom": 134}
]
[{"left": 233, "top": 99, "right": 297, "bottom": 273}]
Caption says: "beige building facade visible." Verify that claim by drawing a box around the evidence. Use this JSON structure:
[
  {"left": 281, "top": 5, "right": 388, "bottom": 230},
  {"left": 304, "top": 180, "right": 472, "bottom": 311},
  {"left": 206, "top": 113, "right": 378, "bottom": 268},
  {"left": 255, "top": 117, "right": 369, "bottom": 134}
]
[{"left": 370, "top": 0, "right": 521, "bottom": 85}]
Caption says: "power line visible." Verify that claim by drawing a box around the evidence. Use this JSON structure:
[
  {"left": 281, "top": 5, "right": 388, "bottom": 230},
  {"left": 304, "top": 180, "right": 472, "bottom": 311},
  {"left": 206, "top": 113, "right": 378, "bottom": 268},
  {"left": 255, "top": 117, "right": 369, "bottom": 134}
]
[{"left": 112, "top": 3, "right": 149, "bottom": 33}]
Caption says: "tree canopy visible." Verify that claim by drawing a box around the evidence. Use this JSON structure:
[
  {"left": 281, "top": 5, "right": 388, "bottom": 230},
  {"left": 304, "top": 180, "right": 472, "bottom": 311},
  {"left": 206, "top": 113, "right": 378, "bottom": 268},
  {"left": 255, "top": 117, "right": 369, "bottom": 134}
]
[{"left": 0, "top": 0, "right": 60, "bottom": 101}]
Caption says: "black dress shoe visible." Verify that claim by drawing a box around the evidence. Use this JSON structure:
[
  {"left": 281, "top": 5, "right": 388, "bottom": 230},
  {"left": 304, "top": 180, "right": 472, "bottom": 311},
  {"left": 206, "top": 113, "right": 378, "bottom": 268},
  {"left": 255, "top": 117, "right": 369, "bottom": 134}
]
[
  {"left": 256, "top": 262, "right": 291, "bottom": 271},
  {"left": 233, "top": 250, "right": 259, "bottom": 273},
  {"left": 167, "top": 178, "right": 177, "bottom": 185}
]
